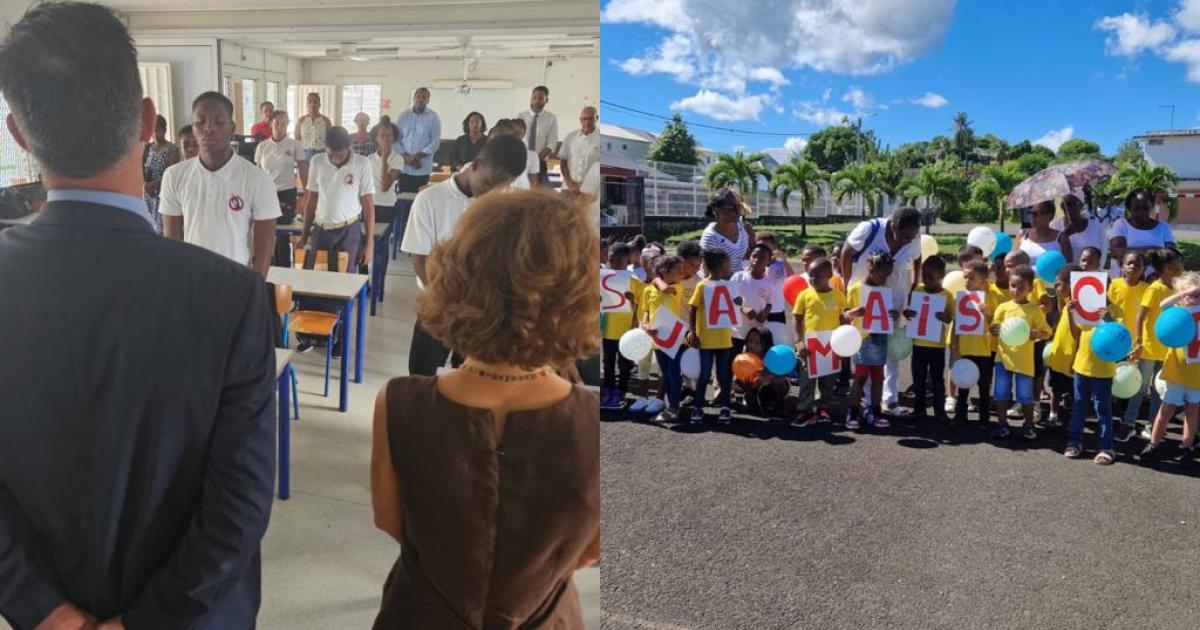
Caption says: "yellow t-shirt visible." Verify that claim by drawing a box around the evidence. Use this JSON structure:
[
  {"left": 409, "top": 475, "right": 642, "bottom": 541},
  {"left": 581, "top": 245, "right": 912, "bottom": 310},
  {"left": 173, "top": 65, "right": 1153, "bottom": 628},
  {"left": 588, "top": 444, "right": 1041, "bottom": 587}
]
[
  {"left": 1139, "top": 280, "right": 1173, "bottom": 362},
  {"left": 602, "top": 276, "right": 643, "bottom": 340},
  {"left": 643, "top": 282, "right": 684, "bottom": 321},
  {"left": 911, "top": 284, "right": 954, "bottom": 349},
  {"left": 689, "top": 279, "right": 734, "bottom": 350},
  {"left": 1046, "top": 302, "right": 1076, "bottom": 376},
  {"left": 1072, "top": 304, "right": 1123, "bottom": 379},
  {"left": 1161, "top": 347, "right": 1200, "bottom": 389},
  {"left": 681, "top": 274, "right": 701, "bottom": 308},
  {"left": 956, "top": 286, "right": 998, "bottom": 357},
  {"left": 1108, "top": 278, "right": 1147, "bottom": 340},
  {"left": 993, "top": 300, "right": 1051, "bottom": 376},
  {"left": 793, "top": 286, "right": 846, "bottom": 335}
]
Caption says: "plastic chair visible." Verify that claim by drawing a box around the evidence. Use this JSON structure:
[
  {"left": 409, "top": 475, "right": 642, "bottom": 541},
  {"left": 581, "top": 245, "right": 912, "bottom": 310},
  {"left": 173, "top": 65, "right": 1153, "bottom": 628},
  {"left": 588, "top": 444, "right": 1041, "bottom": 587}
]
[
  {"left": 274, "top": 283, "right": 300, "bottom": 420},
  {"left": 293, "top": 248, "right": 351, "bottom": 273},
  {"left": 289, "top": 244, "right": 348, "bottom": 397}
]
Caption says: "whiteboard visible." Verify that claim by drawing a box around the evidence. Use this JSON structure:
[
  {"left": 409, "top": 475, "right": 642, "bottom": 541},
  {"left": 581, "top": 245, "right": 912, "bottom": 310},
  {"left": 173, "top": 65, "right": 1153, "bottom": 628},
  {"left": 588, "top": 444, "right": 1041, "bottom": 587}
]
[{"left": 429, "top": 87, "right": 515, "bottom": 138}]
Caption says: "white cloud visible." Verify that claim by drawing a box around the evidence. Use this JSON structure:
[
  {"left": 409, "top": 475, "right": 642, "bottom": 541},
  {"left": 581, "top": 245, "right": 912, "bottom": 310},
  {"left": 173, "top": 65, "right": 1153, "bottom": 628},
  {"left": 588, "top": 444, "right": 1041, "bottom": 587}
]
[
  {"left": 912, "top": 91, "right": 948, "bottom": 107},
  {"left": 1176, "top": 0, "right": 1200, "bottom": 32},
  {"left": 1096, "top": 13, "right": 1176, "bottom": 56},
  {"left": 1163, "top": 39, "right": 1200, "bottom": 81},
  {"left": 842, "top": 87, "right": 873, "bottom": 109},
  {"left": 748, "top": 67, "right": 790, "bottom": 88},
  {"left": 670, "top": 90, "right": 770, "bottom": 121},
  {"left": 784, "top": 136, "right": 808, "bottom": 153},
  {"left": 601, "top": 0, "right": 687, "bottom": 30},
  {"left": 617, "top": 34, "right": 697, "bottom": 82},
  {"left": 793, "top": 101, "right": 855, "bottom": 126},
  {"left": 821, "top": 88, "right": 833, "bottom": 102},
  {"left": 1033, "top": 125, "right": 1074, "bottom": 153}
]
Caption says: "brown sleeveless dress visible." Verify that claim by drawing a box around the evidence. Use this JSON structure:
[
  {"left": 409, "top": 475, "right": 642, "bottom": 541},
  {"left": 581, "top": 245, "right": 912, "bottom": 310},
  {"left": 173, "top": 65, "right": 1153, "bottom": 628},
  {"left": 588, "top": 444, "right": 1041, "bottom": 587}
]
[{"left": 374, "top": 376, "right": 600, "bottom": 630}]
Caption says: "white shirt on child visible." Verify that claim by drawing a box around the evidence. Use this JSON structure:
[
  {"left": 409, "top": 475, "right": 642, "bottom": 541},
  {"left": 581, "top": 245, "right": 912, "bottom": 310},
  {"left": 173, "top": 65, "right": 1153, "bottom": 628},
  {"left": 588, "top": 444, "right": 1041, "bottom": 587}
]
[{"left": 731, "top": 270, "right": 776, "bottom": 339}]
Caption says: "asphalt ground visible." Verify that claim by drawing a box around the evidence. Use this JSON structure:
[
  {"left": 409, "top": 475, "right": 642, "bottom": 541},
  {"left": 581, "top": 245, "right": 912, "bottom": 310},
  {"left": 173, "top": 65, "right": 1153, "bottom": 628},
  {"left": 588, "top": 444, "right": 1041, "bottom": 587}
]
[{"left": 600, "top": 375, "right": 1200, "bottom": 629}]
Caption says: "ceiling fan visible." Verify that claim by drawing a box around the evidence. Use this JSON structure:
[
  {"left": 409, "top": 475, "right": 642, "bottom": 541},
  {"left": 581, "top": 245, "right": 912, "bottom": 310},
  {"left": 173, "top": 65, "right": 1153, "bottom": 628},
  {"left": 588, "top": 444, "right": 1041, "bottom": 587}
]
[{"left": 321, "top": 42, "right": 398, "bottom": 62}]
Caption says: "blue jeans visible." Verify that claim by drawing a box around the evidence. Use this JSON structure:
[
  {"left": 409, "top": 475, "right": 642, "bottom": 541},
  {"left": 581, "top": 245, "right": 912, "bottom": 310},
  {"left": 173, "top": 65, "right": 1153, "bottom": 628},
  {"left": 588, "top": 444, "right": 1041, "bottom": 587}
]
[
  {"left": 655, "top": 348, "right": 683, "bottom": 409},
  {"left": 1070, "top": 374, "right": 1114, "bottom": 452},
  {"left": 993, "top": 362, "right": 1033, "bottom": 405},
  {"left": 1123, "top": 359, "right": 1162, "bottom": 425},
  {"left": 697, "top": 348, "right": 733, "bottom": 409}
]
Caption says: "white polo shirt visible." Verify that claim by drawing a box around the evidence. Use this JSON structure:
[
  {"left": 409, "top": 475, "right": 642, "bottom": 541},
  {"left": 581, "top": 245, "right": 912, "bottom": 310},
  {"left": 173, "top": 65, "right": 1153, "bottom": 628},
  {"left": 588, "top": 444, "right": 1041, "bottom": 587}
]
[
  {"left": 159, "top": 154, "right": 281, "bottom": 265},
  {"left": 401, "top": 172, "right": 472, "bottom": 289},
  {"left": 558, "top": 129, "right": 599, "bottom": 180},
  {"left": 368, "top": 151, "right": 406, "bottom": 207},
  {"left": 255, "top": 137, "right": 304, "bottom": 191},
  {"left": 308, "top": 152, "right": 375, "bottom": 226},
  {"left": 509, "top": 150, "right": 542, "bottom": 190}
]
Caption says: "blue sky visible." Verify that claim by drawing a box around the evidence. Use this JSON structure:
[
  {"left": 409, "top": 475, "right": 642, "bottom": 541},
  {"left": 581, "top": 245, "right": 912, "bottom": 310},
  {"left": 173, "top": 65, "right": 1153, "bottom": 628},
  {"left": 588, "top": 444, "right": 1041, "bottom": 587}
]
[{"left": 601, "top": 0, "right": 1200, "bottom": 160}]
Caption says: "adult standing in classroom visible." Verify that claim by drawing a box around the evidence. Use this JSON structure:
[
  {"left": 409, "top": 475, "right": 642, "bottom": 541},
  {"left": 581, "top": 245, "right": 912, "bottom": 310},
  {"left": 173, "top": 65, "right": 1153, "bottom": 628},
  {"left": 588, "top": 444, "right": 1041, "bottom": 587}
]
[
  {"left": 559, "top": 106, "right": 599, "bottom": 193},
  {"left": 141, "top": 114, "right": 175, "bottom": 234},
  {"left": 0, "top": 3, "right": 277, "bottom": 628},
  {"left": 451, "top": 111, "right": 488, "bottom": 171},
  {"left": 300, "top": 126, "right": 376, "bottom": 273},
  {"left": 518, "top": 85, "right": 558, "bottom": 186},
  {"left": 295, "top": 91, "right": 332, "bottom": 163},
  {"left": 394, "top": 87, "right": 441, "bottom": 194},
  {"left": 401, "top": 134, "right": 528, "bottom": 376},
  {"left": 369, "top": 120, "right": 405, "bottom": 225},
  {"left": 160, "top": 91, "right": 281, "bottom": 279}
]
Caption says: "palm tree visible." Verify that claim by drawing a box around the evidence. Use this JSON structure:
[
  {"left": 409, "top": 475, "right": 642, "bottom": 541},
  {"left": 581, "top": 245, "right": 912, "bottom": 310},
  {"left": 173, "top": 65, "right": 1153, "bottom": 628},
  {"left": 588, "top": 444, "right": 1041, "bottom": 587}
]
[
  {"left": 902, "top": 163, "right": 963, "bottom": 234},
  {"left": 1112, "top": 160, "right": 1180, "bottom": 220},
  {"left": 952, "top": 112, "right": 975, "bottom": 164},
  {"left": 868, "top": 157, "right": 905, "bottom": 210},
  {"left": 831, "top": 162, "right": 881, "bottom": 218},
  {"left": 976, "top": 161, "right": 1025, "bottom": 231},
  {"left": 769, "top": 158, "right": 827, "bottom": 237},
  {"left": 704, "top": 151, "right": 772, "bottom": 194}
]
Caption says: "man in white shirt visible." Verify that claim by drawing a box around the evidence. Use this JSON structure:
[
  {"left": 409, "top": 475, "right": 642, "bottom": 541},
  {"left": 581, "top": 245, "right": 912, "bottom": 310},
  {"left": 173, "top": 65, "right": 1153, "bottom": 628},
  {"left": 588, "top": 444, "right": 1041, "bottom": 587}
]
[
  {"left": 300, "top": 126, "right": 375, "bottom": 273},
  {"left": 400, "top": 134, "right": 529, "bottom": 376},
  {"left": 516, "top": 86, "right": 558, "bottom": 185},
  {"left": 161, "top": 91, "right": 280, "bottom": 278},
  {"left": 558, "top": 106, "right": 598, "bottom": 192}
]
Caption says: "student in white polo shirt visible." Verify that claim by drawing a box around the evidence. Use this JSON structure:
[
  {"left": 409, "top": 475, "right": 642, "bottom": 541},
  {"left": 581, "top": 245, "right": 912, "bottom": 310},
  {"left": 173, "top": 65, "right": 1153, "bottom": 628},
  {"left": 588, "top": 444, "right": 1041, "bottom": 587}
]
[
  {"left": 254, "top": 109, "right": 307, "bottom": 224},
  {"left": 401, "top": 134, "right": 529, "bottom": 376},
  {"left": 161, "top": 91, "right": 280, "bottom": 278},
  {"left": 300, "top": 126, "right": 375, "bottom": 273}
]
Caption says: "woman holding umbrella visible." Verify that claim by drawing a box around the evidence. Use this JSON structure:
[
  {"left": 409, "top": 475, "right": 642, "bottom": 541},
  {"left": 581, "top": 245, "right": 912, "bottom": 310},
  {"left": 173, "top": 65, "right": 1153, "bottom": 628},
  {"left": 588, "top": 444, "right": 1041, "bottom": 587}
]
[
  {"left": 1051, "top": 190, "right": 1108, "bottom": 267},
  {"left": 1110, "top": 188, "right": 1176, "bottom": 277},
  {"left": 1014, "top": 199, "right": 1070, "bottom": 266}
]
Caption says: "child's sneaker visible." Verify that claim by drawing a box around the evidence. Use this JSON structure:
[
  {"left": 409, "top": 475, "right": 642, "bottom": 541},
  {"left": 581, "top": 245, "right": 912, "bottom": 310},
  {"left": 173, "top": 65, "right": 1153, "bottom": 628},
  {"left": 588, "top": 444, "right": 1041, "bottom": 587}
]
[
  {"left": 845, "top": 408, "right": 861, "bottom": 430},
  {"left": 1139, "top": 426, "right": 1155, "bottom": 441},
  {"left": 872, "top": 409, "right": 891, "bottom": 429},
  {"left": 655, "top": 409, "right": 676, "bottom": 424},
  {"left": 1139, "top": 442, "right": 1165, "bottom": 463},
  {"left": 1113, "top": 421, "right": 1135, "bottom": 443},
  {"left": 1021, "top": 423, "right": 1037, "bottom": 440},
  {"left": 717, "top": 407, "right": 732, "bottom": 425},
  {"left": 1043, "top": 411, "right": 1062, "bottom": 428},
  {"left": 1180, "top": 445, "right": 1197, "bottom": 466},
  {"left": 1006, "top": 406, "right": 1023, "bottom": 420},
  {"left": 944, "top": 396, "right": 957, "bottom": 415},
  {"left": 599, "top": 388, "right": 614, "bottom": 409},
  {"left": 791, "top": 412, "right": 818, "bottom": 429},
  {"left": 689, "top": 407, "right": 704, "bottom": 424},
  {"left": 990, "top": 423, "right": 1010, "bottom": 439},
  {"left": 645, "top": 398, "right": 666, "bottom": 414},
  {"left": 629, "top": 397, "right": 649, "bottom": 413}
]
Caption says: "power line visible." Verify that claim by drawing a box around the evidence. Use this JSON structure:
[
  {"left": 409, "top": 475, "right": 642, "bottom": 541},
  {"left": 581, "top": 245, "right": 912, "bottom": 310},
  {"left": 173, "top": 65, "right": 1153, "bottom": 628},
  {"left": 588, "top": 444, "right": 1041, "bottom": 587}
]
[{"left": 600, "top": 100, "right": 813, "bottom": 138}]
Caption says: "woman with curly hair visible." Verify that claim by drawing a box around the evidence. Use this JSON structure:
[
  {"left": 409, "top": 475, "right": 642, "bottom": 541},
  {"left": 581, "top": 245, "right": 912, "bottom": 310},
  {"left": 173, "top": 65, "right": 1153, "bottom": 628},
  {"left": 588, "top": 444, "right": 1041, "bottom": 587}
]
[{"left": 370, "top": 189, "right": 600, "bottom": 629}]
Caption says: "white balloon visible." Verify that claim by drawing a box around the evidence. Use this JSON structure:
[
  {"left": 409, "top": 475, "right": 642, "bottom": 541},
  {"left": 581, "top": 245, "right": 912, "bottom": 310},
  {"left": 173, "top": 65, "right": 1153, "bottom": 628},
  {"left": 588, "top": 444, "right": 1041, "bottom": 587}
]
[
  {"left": 943, "top": 270, "right": 967, "bottom": 296},
  {"left": 831, "top": 325, "right": 862, "bottom": 357},
  {"left": 618, "top": 328, "right": 653, "bottom": 362},
  {"left": 967, "top": 226, "right": 997, "bottom": 258},
  {"left": 679, "top": 347, "right": 701, "bottom": 380},
  {"left": 764, "top": 321, "right": 794, "bottom": 346},
  {"left": 920, "top": 234, "right": 939, "bottom": 262},
  {"left": 950, "top": 358, "right": 980, "bottom": 389}
]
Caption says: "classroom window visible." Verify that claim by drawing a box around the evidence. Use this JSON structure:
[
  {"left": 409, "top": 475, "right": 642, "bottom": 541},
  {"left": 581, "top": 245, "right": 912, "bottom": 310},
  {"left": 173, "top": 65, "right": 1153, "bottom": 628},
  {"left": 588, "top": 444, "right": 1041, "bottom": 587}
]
[
  {"left": 340, "top": 84, "right": 382, "bottom": 129},
  {"left": 0, "top": 95, "right": 39, "bottom": 187},
  {"left": 286, "top": 85, "right": 297, "bottom": 135},
  {"left": 266, "top": 81, "right": 279, "bottom": 109},
  {"left": 222, "top": 76, "right": 231, "bottom": 97},
  {"left": 241, "top": 79, "right": 256, "bottom": 134}
]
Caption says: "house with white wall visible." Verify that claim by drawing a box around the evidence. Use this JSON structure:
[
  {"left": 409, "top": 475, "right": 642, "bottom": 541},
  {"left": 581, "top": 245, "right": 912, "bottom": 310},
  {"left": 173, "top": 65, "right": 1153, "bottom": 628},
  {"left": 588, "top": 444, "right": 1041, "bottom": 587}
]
[{"left": 1135, "top": 128, "right": 1200, "bottom": 224}]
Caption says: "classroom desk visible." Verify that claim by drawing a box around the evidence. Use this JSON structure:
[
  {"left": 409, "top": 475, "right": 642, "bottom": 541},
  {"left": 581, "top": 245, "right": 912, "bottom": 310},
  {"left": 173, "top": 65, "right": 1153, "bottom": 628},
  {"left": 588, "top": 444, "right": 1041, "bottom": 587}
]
[
  {"left": 371, "top": 221, "right": 392, "bottom": 316},
  {"left": 276, "top": 348, "right": 294, "bottom": 500},
  {"left": 268, "top": 266, "right": 368, "bottom": 413}
]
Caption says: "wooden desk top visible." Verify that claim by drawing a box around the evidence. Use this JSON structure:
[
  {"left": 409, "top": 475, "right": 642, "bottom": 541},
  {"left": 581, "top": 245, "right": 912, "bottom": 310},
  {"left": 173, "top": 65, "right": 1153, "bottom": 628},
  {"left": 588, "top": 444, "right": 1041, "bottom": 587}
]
[{"left": 268, "top": 266, "right": 367, "bottom": 300}]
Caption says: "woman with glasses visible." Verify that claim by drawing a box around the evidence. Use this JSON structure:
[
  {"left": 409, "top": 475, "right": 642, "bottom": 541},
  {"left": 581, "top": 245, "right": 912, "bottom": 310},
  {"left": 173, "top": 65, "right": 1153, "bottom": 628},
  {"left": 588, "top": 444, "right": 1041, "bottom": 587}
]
[{"left": 1014, "top": 199, "right": 1071, "bottom": 266}]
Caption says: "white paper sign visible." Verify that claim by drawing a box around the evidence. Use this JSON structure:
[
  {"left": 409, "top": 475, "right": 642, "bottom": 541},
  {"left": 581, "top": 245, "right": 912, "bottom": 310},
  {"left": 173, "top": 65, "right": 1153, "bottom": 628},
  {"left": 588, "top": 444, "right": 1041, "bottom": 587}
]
[
  {"left": 804, "top": 331, "right": 841, "bottom": 378},
  {"left": 859, "top": 286, "right": 893, "bottom": 334},
  {"left": 702, "top": 281, "right": 739, "bottom": 330},
  {"left": 905, "top": 291, "right": 947, "bottom": 343},
  {"left": 649, "top": 307, "right": 688, "bottom": 358},
  {"left": 1187, "top": 306, "right": 1200, "bottom": 365},
  {"left": 954, "top": 291, "right": 987, "bottom": 336},
  {"left": 600, "top": 270, "right": 632, "bottom": 313},
  {"left": 1071, "top": 271, "right": 1108, "bottom": 328}
]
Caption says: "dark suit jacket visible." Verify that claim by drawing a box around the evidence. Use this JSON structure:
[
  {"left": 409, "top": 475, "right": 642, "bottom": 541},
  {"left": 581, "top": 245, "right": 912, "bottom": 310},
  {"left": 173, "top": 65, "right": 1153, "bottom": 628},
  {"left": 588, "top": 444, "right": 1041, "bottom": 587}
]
[{"left": 0, "top": 200, "right": 276, "bottom": 629}]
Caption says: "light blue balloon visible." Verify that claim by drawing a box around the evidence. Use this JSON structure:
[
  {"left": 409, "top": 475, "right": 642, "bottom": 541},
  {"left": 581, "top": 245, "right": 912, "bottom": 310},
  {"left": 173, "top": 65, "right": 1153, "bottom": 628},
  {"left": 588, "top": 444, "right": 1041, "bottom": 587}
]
[
  {"left": 1035, "top": 250, "right": 1067, "bottom": 283},
  {"left": 1155, "top": 306, "right": 1196, "bottom": 349},
  {"left": 764, "top": 344, "right": 798, "bottom": 376},
  {"left": 1090, "top": 322, "right": 1132, "bottom": 363},
  {"left": 992, "top": 232, "right": 1013, "bottom": 260}
]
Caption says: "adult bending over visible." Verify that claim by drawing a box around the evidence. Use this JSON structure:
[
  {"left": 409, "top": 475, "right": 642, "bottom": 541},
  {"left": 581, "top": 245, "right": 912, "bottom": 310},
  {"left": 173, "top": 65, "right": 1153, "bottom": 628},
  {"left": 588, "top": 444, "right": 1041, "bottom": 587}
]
[
  {"left": 372, "top": 189, "right": 600, "bottom": 628},
  {"left": 0, "top": 3, "right": 276, "bottom": 628}
]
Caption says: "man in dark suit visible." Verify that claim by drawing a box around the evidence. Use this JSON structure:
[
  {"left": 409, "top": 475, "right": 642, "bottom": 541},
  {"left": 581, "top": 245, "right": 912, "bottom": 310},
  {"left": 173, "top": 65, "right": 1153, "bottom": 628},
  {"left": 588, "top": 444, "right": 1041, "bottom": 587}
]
[{"left": 0, "top": 3, "right": 276, "bottom": 629}]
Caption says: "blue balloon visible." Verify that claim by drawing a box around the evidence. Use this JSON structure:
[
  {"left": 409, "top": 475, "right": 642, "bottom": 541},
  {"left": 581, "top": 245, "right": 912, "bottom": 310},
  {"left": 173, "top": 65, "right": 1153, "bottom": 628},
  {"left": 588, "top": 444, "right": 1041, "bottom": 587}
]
[
  {"left": 992, "top": 232, "right": 1013, "bottom": 260},
  {"left": 1155, "top": 306, "right": 1196, "bottom": 349},
  {"left": 764, "top": 344, "right": 798, "bottom": 376},
  {"left": 1034, "top": 250, "right": 1066, "bottom": 283},
  {"left": 1090, "top": 322, "right": 1132, "bottom": 363}
]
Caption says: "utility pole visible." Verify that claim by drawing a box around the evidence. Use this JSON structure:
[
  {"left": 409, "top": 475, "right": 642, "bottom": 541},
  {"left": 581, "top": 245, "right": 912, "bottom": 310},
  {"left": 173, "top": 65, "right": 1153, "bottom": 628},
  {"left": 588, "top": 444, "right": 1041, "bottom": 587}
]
[{"left": 1159, "top": 104, "right": 1175, "bottom": 130}]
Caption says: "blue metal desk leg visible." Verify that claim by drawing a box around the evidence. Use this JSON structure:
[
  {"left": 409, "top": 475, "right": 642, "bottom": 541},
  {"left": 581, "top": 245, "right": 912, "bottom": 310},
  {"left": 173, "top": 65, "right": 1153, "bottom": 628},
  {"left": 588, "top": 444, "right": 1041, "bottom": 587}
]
[
  {"left": 355, "top": 285, "right": 367, "bottom": 383},
  {"left": 340, "top": 299, "right": 351, "bottom": 412},
  {"left": 278, "top": 364, "right": 291, "bottom": 500}
]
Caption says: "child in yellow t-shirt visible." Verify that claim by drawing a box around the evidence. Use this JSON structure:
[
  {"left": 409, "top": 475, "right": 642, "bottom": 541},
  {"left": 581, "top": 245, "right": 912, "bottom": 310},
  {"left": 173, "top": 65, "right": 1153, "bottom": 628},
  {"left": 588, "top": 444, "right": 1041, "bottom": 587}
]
[
  {"left": 792, "top": 257, "right": 848, "bottom": 427},
  {"left": 688, "top": 248, "right": 737, "bottom": 425},
  {"left": 1065, "top": 276, "right": 1125, "bottom": 464},
  {"left": 1140, "top": 271, "right": 1200, "bottom": 465},
  {"left": 1004, "top": 250, "right": 1053, "bottom": 422},
  {"left": 952, "top": 260, "right": 998, "bottom": 425},
  {"left": 1108, "top": 251, "right": 1149, "bottom": 436},
  {"left": 1132, "top": 249, "right": 1183, "bottom": 435},
  {"left": 904, "top": 256, "right": 954, "bottom": 423},
  {"left": 601, "top": 243, "right": 641, "bottom": 410},
  {"left": 989, "top": 264, "right": 1052, "bottom": 439},
  {"left": 640, "top": 255, "right": 686, "bottom": 423},
  {"left": 844, "top": 251, "right": 899, "bottom": 430},
  {"left": 1044, "top": 264, "right": 1081, "bottom": 428}
]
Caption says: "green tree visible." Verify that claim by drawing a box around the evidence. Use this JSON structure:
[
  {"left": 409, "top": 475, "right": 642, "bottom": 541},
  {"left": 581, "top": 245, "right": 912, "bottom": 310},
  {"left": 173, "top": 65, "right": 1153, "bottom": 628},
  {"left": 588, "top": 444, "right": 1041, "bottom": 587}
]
[
  {"left": 704, "top": 151, "right": 772, "bottom": 194},
  {"left": 768, "top": 158, "right": 827, "bottom": 237},
  {"left": 1112, "top": 139, "right": 1144, "bottom": 167},
  {"left": 975, "top": 133, "right": 1010, "bottom": 164},
  {"left": 869, "top": 157, "right": 905, "bottom": 207},
  {"left": 831, "top": 162, "right": 882, "bottom": 218},
  {"left": 1014, "top": 151, "right": 1052, "bottom": 177},
  {"left": 803, "top": 125, "right": 878, "bottom": 173},
  {"left": 973, "top": 161, "right": 1025, "bottom": 231},
  {"left": 952, "top": 112, "right": 976, "bottom": 163},
  {"left": 928, "top": 135, "right": 954, "bottom": 162},
  {"left": 1054, "top": 138, "right": 1103, "bottom": 162},
  {"left": 893, "top": 141, "right": 932, "bottom": 169},
  {"left": 646, "top": 113, "right": 699, "bottom": 165},
  {"left": 902, "top": 163, "right": 968, "bottom": 231}
]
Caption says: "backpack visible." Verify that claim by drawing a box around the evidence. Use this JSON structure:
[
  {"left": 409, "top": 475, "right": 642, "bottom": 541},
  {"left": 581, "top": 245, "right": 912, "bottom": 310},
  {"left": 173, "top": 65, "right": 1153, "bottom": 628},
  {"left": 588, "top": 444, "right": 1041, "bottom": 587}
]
[{"left": 851, "top": 218, "right": 884, "bottom": 263}]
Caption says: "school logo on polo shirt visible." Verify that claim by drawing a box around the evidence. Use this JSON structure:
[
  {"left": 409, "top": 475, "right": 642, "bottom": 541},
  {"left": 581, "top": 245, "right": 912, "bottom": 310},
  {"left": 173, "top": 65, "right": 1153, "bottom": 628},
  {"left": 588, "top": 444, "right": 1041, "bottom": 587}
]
[
  {"left": 344, "top": 174, "right": 355, "bottom": 186},
  {"left": 228, "top": 195, "right": 245, "bottom": 212}
]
